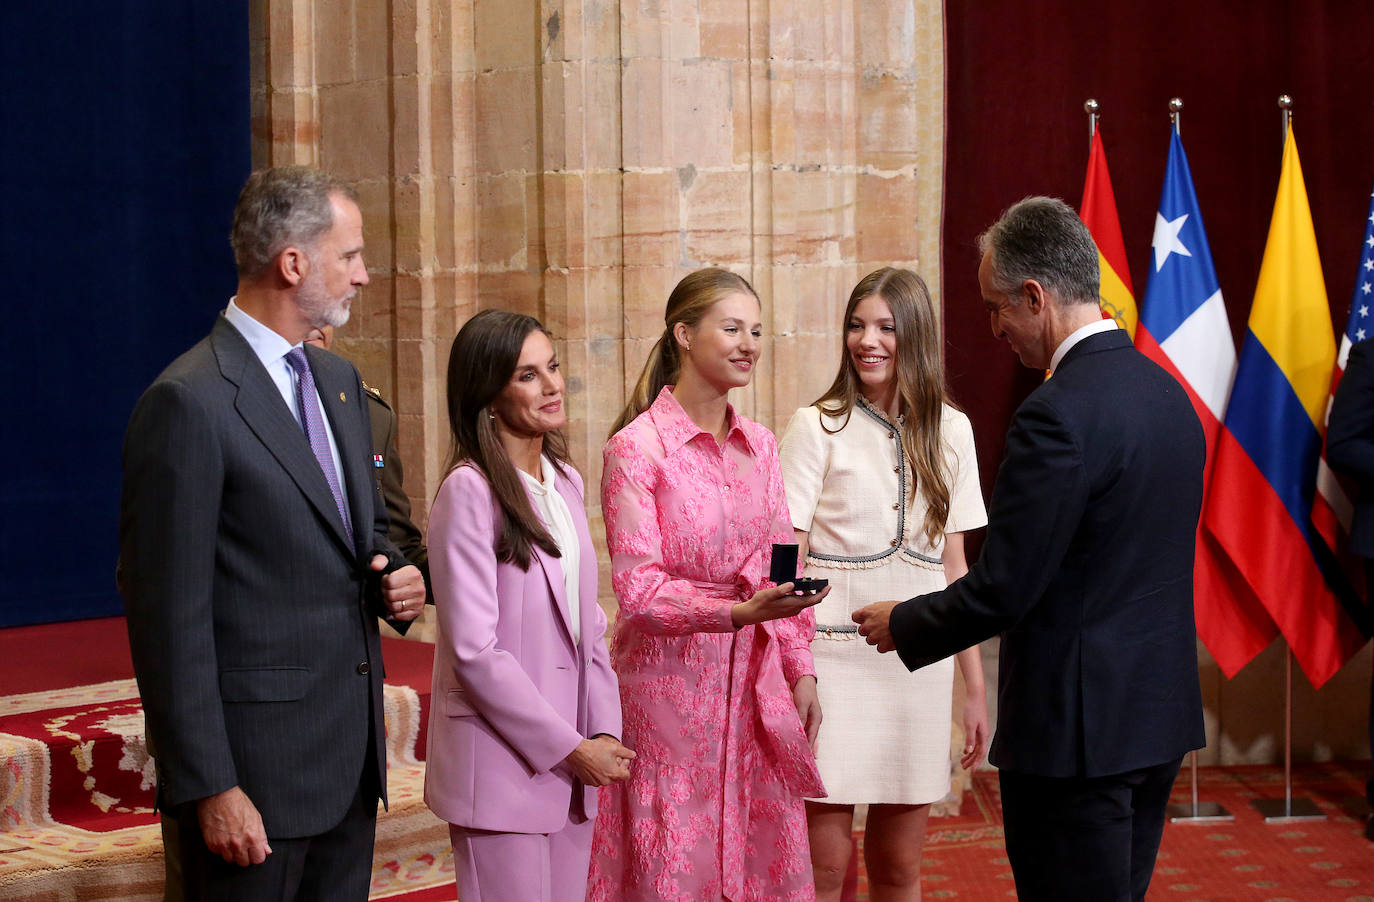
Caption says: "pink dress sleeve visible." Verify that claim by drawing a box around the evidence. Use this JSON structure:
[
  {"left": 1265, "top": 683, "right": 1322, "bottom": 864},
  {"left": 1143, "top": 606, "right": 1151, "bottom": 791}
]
[
  {"left": 600, "top": 432, "right": 738, "bottom": 635},
  {"left": 750, "top": 427, "right": 817, "bottom": 688}
]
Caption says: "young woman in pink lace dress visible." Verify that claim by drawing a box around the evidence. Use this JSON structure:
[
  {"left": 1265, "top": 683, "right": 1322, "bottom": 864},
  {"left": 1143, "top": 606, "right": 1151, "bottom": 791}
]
[{"left": 588, "top": 268, "right": 830, "bottom": 902}]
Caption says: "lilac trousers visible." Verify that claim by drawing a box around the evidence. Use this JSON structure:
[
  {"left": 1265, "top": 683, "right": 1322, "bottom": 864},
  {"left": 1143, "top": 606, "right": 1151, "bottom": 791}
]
[{"left": 449, "top": 819, "right": 594, "bottom": 902}]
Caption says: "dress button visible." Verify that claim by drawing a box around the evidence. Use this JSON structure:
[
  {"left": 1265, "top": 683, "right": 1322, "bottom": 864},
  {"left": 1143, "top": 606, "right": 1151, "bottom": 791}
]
[
  {"left": 889, "top": 539, "right": 899, "bottom": 546},
  {"left": 356, "top": 662, "right": 370, "bottom": 675},
  {"left": 892, "top": 503, "right": 899, "bottom": 510},
  {"left": 888, "top": 432, "right": 894, "bottom": 439},
  {"left": 892, "top": 466, "right": 900, "bottom": 473}
]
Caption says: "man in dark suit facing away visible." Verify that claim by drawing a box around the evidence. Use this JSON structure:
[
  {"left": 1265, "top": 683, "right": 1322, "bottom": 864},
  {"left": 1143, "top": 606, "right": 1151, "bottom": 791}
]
[
  {"left": 120, "top": 166, "right": 425, "bottom": 900},
  {"left": 854, "top": 196, "right": 1206, "bottom": 901}
]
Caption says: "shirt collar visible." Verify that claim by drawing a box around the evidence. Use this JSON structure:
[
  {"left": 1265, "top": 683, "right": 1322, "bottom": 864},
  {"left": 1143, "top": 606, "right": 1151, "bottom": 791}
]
[
  {"left": 1049, "top": 317, "right": 1118, "bottom": 374},
  {"left": 224, "top": 297, "right": 299, "bottom": 370},
  {"left": 518, "top": 454, "right": 558, "bottom": 496},
  {"left": 648, "top": 385, "right": 757, "bottom": 456}
]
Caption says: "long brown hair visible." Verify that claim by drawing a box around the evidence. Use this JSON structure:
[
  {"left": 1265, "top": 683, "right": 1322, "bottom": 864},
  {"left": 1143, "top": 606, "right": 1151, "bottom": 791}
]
[
  {"left": 813, "top": 267, "right": 953, "bottom": 545},
  {"left": 445, "top": 309, "right": 572, "bottom": 570},
  {"left": 609, "top": 268, "right": 759, "bottom": 438}
]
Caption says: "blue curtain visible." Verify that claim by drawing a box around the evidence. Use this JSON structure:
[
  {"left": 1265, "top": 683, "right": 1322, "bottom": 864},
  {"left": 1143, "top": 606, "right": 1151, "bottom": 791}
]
[{"left": 0, "top": 2, "right": 250, "bottom": 626}]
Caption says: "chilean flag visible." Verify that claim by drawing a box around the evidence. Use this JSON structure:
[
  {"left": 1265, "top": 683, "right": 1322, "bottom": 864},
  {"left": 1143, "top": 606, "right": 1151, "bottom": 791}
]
[{"left": 1135, "top": 126, "right": 1278, "bottom": 676}]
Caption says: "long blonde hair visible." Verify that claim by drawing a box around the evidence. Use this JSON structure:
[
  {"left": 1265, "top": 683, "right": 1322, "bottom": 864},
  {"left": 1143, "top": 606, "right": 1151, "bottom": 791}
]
[
  {"left": 609, "top": 268, "right": 759, "bottom": 437},
  {"left": 814, "top": 267, "right": 954, "bottom": 545}
]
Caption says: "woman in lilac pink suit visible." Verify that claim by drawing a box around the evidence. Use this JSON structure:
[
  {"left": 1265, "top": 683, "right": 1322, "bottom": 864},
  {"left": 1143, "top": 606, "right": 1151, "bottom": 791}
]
[
  {"left": 588, "top": 268, "right": 830, "bottom": 902},
  {"left": 425, "top": 310, "right": 633, "bottom": 902}
]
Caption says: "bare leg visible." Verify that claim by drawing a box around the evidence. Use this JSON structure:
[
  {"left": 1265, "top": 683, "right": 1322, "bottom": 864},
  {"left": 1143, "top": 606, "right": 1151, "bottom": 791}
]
[
  {"left": 806, "top": 801, "right": 856, "bottom": 902},
  {"left": 863, "top": 803, "right": 931, "bottom": 902}
]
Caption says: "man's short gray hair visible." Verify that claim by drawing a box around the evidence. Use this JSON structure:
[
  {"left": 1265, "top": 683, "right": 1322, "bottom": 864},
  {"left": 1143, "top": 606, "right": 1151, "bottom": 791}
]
[
  {"left": 229, "top": 167, "right": 358, "bottom": 278},
  {"left": 977, "top": 196, "right": 1100, "bottom": 306}
]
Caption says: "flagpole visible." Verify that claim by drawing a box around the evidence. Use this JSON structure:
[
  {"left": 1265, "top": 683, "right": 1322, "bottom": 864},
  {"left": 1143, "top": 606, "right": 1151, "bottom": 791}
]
[
  {"left": 1169, "top": 97, "right": 1183, "bottom": 136},
  {"left": 1250, "top": 93, "right": 1326, "bottom": 825},
  {"left": 1084, "top": 98, "right": 1099, "bottom": 143}
]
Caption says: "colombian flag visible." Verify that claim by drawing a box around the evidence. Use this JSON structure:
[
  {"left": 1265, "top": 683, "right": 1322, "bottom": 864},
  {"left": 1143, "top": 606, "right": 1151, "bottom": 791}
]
[
  {"left": 1080, "top": 128, "right": 1137, "bottom": 337},
  {"left": 1204, "top": 126, "right": 1362, "bottom": 688}
]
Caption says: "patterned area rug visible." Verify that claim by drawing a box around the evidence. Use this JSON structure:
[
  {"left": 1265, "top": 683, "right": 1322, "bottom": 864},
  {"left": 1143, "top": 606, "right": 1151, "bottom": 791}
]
[{"left": 0, "top": 679, "right": 454, "bottom": 901}]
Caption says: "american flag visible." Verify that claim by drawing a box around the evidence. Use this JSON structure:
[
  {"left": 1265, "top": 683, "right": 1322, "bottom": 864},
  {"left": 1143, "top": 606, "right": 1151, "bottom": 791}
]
[
  {"left": 1335, "top": 186, "right": 1374, "bottom": 371},
  {"left": 1312, "top": 184, "right": 1374, "bottom": 594}
]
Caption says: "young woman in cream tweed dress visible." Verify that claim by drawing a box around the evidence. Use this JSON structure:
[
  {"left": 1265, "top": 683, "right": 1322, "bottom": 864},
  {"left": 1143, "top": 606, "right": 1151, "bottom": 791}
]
[{"left": 779, "top": 267, "right": 990, "bottom": 902}]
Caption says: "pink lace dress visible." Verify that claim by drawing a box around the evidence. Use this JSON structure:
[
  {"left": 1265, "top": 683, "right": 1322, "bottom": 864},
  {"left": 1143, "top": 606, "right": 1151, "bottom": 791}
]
[{"left": 587, "top": 387, "right": 824, "bottom": 902}]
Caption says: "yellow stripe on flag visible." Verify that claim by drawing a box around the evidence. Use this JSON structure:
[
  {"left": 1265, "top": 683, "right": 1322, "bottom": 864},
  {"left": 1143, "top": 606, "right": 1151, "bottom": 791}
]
[
  {"left": 1099, "top": 253, "right": 1137, "bottom": 338},
  {"left": 1246, "top": 128, "right": 1334, "bottom": 430}
]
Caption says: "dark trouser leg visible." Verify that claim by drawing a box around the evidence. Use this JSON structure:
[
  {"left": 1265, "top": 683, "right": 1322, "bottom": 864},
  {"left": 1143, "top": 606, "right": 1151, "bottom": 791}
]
[
  {"left": 294, "top": 781, "right": 378, "bottom": 902},
  {"left": 174, "top": 782, "right": 375, "bottom": 902},
  {"left": 1128, "top": 757, "right": 1184, "bottom": 900},
  {"left": 162, "top": 812, "right": 186, "bottom": 902},
  {"left": 1000, "top": 759, "right": 1182, "bottom": 902}
]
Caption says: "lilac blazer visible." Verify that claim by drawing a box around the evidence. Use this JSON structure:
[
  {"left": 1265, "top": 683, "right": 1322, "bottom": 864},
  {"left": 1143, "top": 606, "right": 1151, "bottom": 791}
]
[{"left": 424, "top": 461, "right": 622, "bottom": 833}]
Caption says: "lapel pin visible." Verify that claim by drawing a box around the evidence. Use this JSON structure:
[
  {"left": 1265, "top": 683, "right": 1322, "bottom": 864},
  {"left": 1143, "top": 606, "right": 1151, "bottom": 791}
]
[
  {"left": 373, "top": 454, "right": 385, "bottom": 469},
  {"left": 339, "top": 392, "right": 346, "bottom": 402}
]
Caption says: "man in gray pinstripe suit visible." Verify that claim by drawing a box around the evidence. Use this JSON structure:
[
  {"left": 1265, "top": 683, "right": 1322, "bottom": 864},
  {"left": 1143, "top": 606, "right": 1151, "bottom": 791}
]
[{"left": 120, "top": 167, "right": 425, "bottom": 900}]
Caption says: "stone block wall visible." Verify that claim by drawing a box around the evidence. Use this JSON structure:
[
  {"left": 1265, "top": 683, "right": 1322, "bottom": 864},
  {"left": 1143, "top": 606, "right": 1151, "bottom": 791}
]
[{"left": 249, "top": 0, "right": 945, "bottom": 529}]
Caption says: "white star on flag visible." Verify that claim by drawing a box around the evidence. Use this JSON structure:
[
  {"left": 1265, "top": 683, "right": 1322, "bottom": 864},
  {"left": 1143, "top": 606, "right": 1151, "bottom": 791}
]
[
  {"left": 1361, "top": 305, "right": 1370, "bottom": 317},
  {"left": 1365, "top": 259, "right": 1374, "bottom": 271},
  {"left": 1360, "top": 329, "right": 1368, "bottom": 340},
  {"left": 1364, "top": 282, "right": 1372, "bottom": 296},
  {"left": 1152, "top": 212, "right": 1193, "bottom": 271}
]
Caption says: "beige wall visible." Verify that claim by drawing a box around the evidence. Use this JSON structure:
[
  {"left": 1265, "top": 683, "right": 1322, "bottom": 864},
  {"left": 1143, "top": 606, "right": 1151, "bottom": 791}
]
[
  {"left": 249, "top": 0, "right": 1371, "bottom": 769},
  {"left": 251, "top": 0, "right": 943, "bottom": 512}
]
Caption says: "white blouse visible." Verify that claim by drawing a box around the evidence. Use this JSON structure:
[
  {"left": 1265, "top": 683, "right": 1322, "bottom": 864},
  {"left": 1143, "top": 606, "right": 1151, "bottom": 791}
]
[{"left": 519, "top": 455, "right": 581, "bottom": 644}]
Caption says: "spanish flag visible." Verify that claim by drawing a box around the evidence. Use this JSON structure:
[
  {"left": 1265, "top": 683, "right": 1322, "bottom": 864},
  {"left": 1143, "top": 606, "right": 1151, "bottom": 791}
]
[
  {"left": 1204, "top": 126, "right": 1364, "bottom": 688},
  {"left": 1080, "top": 128, "right": 1137, "bottom": 337}
]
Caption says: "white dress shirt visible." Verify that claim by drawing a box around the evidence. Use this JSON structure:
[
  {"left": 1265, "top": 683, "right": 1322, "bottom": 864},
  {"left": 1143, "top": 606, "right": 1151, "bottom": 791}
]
[
  {"left": 223, "top": 299, "right": 351, "bottom": 526},
  {"left": 1049, "top": 317, "right": 1119, "bottom": 374},
  {"left": 519, "top": 455, "right": 581, "bottom": 645}
]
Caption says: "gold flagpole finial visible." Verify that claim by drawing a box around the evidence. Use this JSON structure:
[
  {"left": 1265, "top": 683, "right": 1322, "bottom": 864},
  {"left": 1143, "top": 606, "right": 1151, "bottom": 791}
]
[
  {"left": 1084, "top": 98, "right": 1100, "bottom": 142},
  {"left": 1169, "top": 98, "right": 1184, "bottom": 135}
]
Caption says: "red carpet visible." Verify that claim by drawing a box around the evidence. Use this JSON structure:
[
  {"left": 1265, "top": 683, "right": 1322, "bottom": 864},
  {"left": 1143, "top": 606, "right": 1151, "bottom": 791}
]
[
  {"left": 6, "top": 620, "right": 1374, "bottom": 900},
  {"left": 847, "top": 764, "right": 1374, "bottom": 901}
]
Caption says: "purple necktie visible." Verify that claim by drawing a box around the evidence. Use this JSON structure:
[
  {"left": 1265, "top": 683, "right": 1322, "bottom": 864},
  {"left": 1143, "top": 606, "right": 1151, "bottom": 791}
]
[{"left": 286, "top": 347, "right": 354, "bottom": 546}]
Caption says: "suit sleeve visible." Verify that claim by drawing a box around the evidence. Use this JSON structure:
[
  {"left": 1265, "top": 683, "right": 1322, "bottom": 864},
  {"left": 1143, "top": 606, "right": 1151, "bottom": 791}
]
[
  {"left": 1327, "top": 340, "right": 1374, "bottom": 482},
  {"left": 890, "top": 394, "right": 1089, "bottom": 671},
  {"left": 120, "top": 380, "right": 238, "bottom": 808},
  {"left": 429, "top": 467, "right": 584, "bottom": 774}
]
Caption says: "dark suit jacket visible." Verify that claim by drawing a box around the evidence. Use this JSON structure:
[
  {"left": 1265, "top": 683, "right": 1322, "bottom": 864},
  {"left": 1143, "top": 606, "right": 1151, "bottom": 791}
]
[
  {"left": 120, "top": 314, "right": 399, "bottom": 838},
  {"left": 1326, "top": 337, "right": 1374, "bottom": 559},
  {"left": 890, "top": 329, "right": 1206, "bottom": 778},
  {"left": 365, "top": 384, "right": 430, "bottom": 592}
]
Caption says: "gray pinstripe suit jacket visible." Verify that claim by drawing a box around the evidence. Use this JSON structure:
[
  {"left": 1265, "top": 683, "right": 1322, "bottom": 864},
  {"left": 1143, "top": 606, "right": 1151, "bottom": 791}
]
[{"left": 120, "top": 314, "right": 398, "bottom": 839}]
